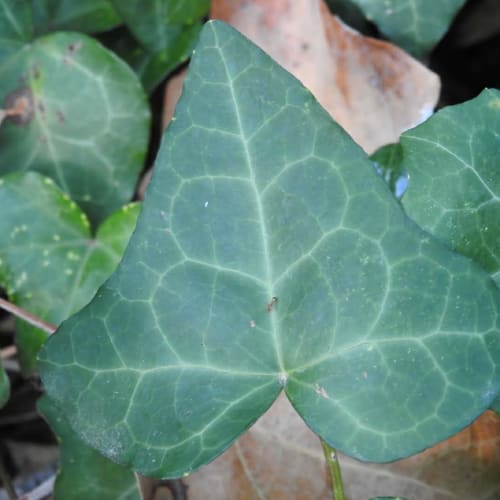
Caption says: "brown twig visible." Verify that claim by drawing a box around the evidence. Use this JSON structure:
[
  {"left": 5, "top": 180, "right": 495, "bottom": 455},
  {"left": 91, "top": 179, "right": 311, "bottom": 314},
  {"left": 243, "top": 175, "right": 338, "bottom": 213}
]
[{"left": 0, "top": 298, "right": 56, "bottom": 334}]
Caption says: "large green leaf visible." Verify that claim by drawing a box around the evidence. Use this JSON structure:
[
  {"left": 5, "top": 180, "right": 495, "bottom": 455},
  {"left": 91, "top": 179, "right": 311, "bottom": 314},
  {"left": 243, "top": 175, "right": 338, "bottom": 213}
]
[
  {"left": 0, "top": 172, "right": 140, "bottom": 373},
  {"left": 38, "top": 396, "right": 140, "bottom": 500},
  {"left": 38, "top": 21, "right": 500, "bottom": 478},
  {"left": 0, "top": 31, "right": 150, "bottom": 225},
  {"left": 346, "top": 0, "right": 466, "bottom": 57},
  {"left": 110, "top": 0, "right": 209, "bottom": 91},
  {"left": 30, "top": 0, "right": 121, "bottom": 35}
]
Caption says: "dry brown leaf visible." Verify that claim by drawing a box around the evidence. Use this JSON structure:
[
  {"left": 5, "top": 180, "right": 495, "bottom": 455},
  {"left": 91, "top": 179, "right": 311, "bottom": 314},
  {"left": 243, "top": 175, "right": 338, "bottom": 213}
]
[
  {"left": 163, "top": 0, "right": 440, "bottom": 153},
  {"left": 185, "top": 394, "right": 500, "bottom": 500}
]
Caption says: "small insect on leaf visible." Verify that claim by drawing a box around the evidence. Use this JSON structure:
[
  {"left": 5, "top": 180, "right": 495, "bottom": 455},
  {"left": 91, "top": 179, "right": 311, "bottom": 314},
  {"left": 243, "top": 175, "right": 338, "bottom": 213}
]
[{"left": 267, "top": 296, "right": 278, "bottom": 312}]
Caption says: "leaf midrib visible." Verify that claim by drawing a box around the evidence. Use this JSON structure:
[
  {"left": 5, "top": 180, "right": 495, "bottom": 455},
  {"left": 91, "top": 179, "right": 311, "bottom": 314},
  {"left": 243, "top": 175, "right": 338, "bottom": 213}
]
[{"left": 214, "top": 26, "right": 284, "bottom": 374}]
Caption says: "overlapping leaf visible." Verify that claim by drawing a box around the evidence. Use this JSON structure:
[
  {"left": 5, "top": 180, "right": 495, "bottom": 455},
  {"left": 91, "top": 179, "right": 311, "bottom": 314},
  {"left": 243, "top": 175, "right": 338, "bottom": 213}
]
[
  {"left": 346, "top": 0, "right": 466, "bottom": 57},
  {"left": 391, "top": 90, "right": 500, "bottom": 284},
  {"left": 0, "top": 31, "right": 149, "bottom": 225},
  {"left": 38, "top": 396, "right": 140, "bottom": 500},
  {"left": 111, "top": 0, "right": 210, "bottom": 91},
  {"left": 0, "top": 0, "right": 121, "bottom": 60},
  {"left": 39, "top": 22, "right": 500, "bottom": 478},
  {"left": 0, "top": 172, "right": 140, "bottom": 373}
]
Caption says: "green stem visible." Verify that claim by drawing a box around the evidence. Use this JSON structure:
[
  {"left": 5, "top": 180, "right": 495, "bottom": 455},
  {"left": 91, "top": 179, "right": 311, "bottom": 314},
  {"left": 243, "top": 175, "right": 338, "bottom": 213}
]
[{"left": 321, "top": 440, "right": 345, "bottom": 500}]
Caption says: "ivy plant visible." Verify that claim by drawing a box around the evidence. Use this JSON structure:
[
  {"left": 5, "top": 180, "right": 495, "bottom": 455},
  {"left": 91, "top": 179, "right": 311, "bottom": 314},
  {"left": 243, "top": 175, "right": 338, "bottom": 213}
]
[
  {"left": 0, "top": 1, "right": 499, "bottom": 498},
  {"left": 38, "top": 21, "right": 500, "bottom": 479}
]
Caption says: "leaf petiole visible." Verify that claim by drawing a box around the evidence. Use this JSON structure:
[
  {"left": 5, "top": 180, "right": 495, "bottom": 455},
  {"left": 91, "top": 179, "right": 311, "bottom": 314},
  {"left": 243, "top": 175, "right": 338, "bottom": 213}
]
[
  {"left": 0, "top": 297, "right": 56, "bottom": 334},
  {"left": 321, "top": 440, "right": 345, "bottom": 500}
]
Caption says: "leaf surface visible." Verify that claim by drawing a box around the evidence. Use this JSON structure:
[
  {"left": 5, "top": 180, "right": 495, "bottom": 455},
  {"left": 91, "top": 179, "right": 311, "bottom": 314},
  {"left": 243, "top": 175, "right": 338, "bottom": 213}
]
[
  {"left": 39, "top": 21, "right": 500, "bottom": 477},
  {"left": 346, "top": 0, "right": 466, "bottom": 57},
  {"left": 0, "top": 32, "right": 150, "bottom": 225},
  {"left": 0, "top": 172, "right": 140, "bottom": 373},
  {"left": 111, "top": 0, "right": 209, "bottom": 91},
  {"left": 38, "top": 396, "right": 140, "bottom": 500}
]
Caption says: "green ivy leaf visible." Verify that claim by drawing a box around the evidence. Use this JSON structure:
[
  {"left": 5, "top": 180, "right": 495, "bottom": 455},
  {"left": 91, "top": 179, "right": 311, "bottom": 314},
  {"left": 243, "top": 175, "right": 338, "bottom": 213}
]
[
  {"left": 38, "top": 21, "right": 500, "bottom": 478},
  {"left": 0, "top": 172, "right": 140, "bottom": 373},
  {"left": 0, "top": 31, "right": 150, "bottom": 225},
  {"left": 110, "top": 0, "right": 209, "bottom": 91},
  {"left": 30, "top": 0, "right": 121, "bottom": 35},
  {"left": 396, "top": 90, "right": 500, "bottom": 284},
  {"left": 346, "top": 0, "right": 466, "bottom": 57},
  {"left": 38, "top": 395, "right": 140, "bottom": 500},
  {"left": 0, "top": 360, "right": 10, "bottom": 408}
]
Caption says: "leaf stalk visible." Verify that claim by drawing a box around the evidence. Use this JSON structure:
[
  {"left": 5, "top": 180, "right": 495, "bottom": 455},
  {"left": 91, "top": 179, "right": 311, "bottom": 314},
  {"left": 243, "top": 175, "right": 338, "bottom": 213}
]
[
  {"left": 0, "top": 297, "right": 56, "bottom": 334},
  {"left": 321, "top": 440, "right": 345, "bottom": 500}
]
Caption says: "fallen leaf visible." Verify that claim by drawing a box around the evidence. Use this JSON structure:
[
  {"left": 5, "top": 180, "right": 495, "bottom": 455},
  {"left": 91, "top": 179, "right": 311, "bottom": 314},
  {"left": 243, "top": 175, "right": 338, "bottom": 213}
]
[
  {"left": 186, "top": 395, "right": 500, "bottom": 499},
  {"left": 164, "top": 0, "right": 440, "bottom": 154}
]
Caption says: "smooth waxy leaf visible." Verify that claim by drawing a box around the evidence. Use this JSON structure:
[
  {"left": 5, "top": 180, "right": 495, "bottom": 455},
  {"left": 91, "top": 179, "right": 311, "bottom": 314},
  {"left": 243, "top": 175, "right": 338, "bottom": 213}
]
[
  {"left": 0, "top": 172, "right": 140, "bottom": 373},
  {"left": 39, "top": 21, "right": 500, "bottom": 477},
  {"left": 38, "top": 396, "right": 140, "bottom": 500},
  {"left": 111, "top": 0, "right": 209, "bottom": 91},
  {"left": 30, "top": 0, "right": 121, "bottom": 35},
  {"left": 346, "top": 0, "right": 466, "bottom": 57},
  {"left": 0, "top": 31, "right": 149, "bottom": 225}
]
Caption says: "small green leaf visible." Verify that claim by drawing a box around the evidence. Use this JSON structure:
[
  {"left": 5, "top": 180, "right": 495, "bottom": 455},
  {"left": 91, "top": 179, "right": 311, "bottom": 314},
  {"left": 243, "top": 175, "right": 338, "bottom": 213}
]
[
  {"left": 30, "top": 0, "right": 121, "bottom": 35},
  {"left": 0, "top": 359, "right": 10, "bottom": 408},
  {"left": 0, "top": 31, "right": 150, "bottom": 225},
  {"left": 346, "top": 0, "right": 466, "bottom": 57},
  {"left": 39, "top": 21, "right": 500, "bottom": 478},
  {"left": 38, "top": 396, "right": 140, "bottom": 500},
  {"left": 0, "top": 172, "right": 140, "bottom": 373},
  {"left": 110, "top": 0, "right": 209, "bottom": 91}
]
